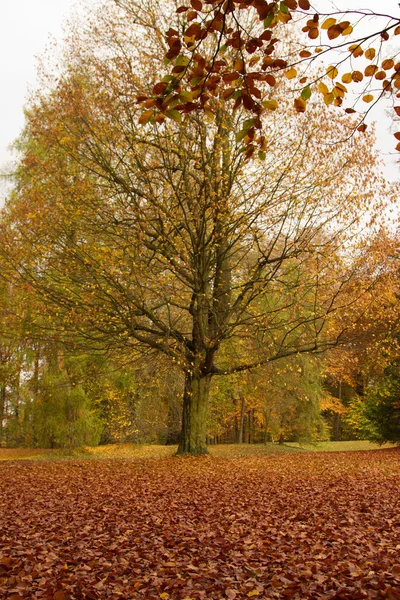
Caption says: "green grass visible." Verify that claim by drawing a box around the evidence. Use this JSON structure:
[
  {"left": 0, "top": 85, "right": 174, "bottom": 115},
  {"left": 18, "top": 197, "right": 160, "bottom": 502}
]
[{"left": 0, "top": 440, "right": 395, "bottom": 462}]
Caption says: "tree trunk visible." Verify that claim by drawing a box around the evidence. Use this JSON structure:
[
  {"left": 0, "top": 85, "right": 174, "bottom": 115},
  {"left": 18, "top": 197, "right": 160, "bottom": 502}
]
[
  {"left": 238, "top": 392, "right": 245, "bottom": 444},
  {"left": 264, "top": 407, "right": 272, "bottom": 444},
  {"left": 0, "top": 384, "right": 5, "bottom": 444},
  {"left": 177, "top": 372, "right": 211, "bottom": 455}
]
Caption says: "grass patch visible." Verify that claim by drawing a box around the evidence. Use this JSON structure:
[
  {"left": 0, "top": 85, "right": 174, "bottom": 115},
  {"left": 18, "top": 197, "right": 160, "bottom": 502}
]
[{"left": 0, "top": 439, "right": 395, "bottom": 462}]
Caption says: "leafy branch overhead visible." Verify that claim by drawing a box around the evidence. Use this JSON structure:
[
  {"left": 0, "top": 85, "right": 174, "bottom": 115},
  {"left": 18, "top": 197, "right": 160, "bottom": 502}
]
[{"left": 136, "top": 0, "right": 400, "bottom": 152}]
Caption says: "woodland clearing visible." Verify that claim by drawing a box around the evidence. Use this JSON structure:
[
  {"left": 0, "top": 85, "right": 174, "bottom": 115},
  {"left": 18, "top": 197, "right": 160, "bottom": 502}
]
[{"left": 0, "top": 447, "right": 399, "bottom": 599}]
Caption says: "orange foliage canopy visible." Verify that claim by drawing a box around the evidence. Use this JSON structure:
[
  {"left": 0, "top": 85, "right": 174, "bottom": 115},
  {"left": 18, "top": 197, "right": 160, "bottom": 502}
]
[{"left": 133, "top": 0, "right": 400, "bottom": 153}]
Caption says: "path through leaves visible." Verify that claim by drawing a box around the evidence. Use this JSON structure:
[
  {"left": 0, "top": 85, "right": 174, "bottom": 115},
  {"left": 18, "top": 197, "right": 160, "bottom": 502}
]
[{"left": 1, "top": 450, "right": 399, "bottom": 599}]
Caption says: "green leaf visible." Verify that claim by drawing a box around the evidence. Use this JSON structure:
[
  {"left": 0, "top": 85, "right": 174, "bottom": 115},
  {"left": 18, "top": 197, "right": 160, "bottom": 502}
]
[
  {"left": 258, "top": 150, "right": 266, "bottom": 160},
  {"left": 236, "top": 129, "right": 247, "bottom": 143},
  {"left": 242, "top": 118, "right": 255, "bottom": 130},
  {"left": 165, "top": 109, "right": 182, "bottom": 122},
  {"left": 264, "top": 13, "right": 274, "bottom": 28},
  {"left": 179, "top": 90, "right": 194, "bottom": 102},
  {"left": 279, "top": 2, "right": 288, "bottom": 14},
  {"left": 176, "top": 54, "right": 190, "bottom": 67},
  {"left": 162, "top": 75, "right": 175, "bottom": 83},
  {"left": 301, "top": 86, "right": 311, "bottom": 101},
  {"left": 190, "top": 77, "right": 203, "bottom": 87}
]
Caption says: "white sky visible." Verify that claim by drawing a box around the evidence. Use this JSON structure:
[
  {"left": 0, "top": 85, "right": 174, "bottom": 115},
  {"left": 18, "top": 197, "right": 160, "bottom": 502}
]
[
  {"left": 0, "top": 0, "right": 398, "bottom": 199},
  {"left": 0, "top": 1, "right": 77, "bottom": 176}
]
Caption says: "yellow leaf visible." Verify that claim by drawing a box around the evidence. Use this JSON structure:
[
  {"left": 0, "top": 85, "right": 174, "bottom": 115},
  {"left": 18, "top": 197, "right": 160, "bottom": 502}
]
[
  {"left": 341, "top": 73, "right": 352, "bottom": 84},
  {"left": 262, "top": 99, "right": 278, "bottom": 110},
  {"left": 247, "top": 592, "right": 260, "bottom": 597},
  {"left": 341, "top": 25, "right": 353, "bottom": 36},
  {"left": 318, "top": 81, "right": 329, "bottom": 94},
  {"left": 362, "top": 94, "right": 374, "bottom": 103},
  {"left": 326, "top": 66, "right": 338, "bottom": 79},
  {"left": 321, "top": 18, "right": 336, "bottom": 29},
  {"left": 160, "top": 594, "right": 170, "bottom": 599},
  {"left": 285, "top": 67, "right": 297, "bottom": 79}
]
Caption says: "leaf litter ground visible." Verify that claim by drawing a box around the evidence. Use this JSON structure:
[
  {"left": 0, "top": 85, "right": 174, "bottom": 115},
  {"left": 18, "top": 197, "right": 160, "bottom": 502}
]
[{"left": 0, "top": 449, "right": 399, "bottom": 599}]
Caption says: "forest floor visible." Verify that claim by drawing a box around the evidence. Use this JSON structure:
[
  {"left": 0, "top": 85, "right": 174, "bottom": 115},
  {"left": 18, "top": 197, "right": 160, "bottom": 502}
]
[
  {"left": 0, "top": 440, "right": 396, "bottom": 462},
  {"left": 1, "top": 446, "right": 399, "bottom": 599}
]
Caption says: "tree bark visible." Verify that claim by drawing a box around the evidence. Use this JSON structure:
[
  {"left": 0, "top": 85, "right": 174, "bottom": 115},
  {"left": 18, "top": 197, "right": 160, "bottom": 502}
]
[
  {"left": 177, "top": 372, "right": 211, "bottom": 455},
  {"left": 0, "top": 384, "right": 5, "bottom": 444},
  {"left": 238, "top": 392, "right": 245, "bottom": 444}
]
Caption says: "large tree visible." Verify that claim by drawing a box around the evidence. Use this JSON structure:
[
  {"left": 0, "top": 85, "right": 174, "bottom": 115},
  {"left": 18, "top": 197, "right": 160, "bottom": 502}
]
[{"left": 1, "top": 0, "right": 391, "bottom": 453}]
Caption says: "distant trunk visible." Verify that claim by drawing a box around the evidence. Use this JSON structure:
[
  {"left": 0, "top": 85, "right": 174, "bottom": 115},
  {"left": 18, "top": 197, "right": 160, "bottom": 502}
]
[
  {"left": 0, "top": 384, "right": 5, "bottom": 444},
  {"left": 264, "top": 407, "right": 272, "bottom": 444},
  {"left": 238, "top": 392, "right": 245, "bottom": 444},
  {"left": 177, "top": 372, "right": 211, "bottom": 455}
]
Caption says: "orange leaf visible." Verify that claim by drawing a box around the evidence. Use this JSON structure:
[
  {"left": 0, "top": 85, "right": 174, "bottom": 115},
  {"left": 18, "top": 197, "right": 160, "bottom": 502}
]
[
  {"left": 327, "top": 25, "right": 341, "bottom": 40},
  {"left": 362, "top": 94, "right": 374, "bottom": 103},
  {"left": 294, "top": 97, "right": 306, "bottom": 112},
  {"left": 349, "top": 44, "right": 363, "bottom": 58},
  {"left": 138, "top": 110, "right": 154, "bottom": 125},
  {"left": 365, "top": 48, "right": 376, "bottom": 60},
  {"left": 382, "top": 59, "right": 394, "bottom": 70},
  {"left": 365, "top": 65, "right": 378, "bottom": 77},
  {"left": 351, "top": 71, "right": 363, "bottom": 83}
]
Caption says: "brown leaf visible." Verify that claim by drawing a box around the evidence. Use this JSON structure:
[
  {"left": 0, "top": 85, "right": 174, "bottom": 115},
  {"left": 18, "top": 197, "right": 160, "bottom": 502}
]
[{"left": 294, "top": 97, "right": 306, "bottom": 112}]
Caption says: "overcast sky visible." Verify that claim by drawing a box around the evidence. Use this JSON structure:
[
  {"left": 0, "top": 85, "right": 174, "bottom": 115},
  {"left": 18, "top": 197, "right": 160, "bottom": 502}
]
[
  {"left": 0, "top": 0, "right": 398, "bottom": 199},
  {"left": 0, "top": 1, "right": 79, "bottom": 175}
]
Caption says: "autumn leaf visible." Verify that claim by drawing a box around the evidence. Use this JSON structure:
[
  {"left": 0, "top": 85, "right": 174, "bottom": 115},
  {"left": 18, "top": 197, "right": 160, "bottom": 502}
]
[
  {"left": 322, "top": 18, "right": 336, "bottom": 29},
  {"left": 294, "top": 97, "right": 306, "bottom": 112},
  {"left": 285, "top": 67, "right": 297, "bottom": 79},
  {"left": 326, "top": 66, "right": 338, "bottom": 79},
  {"left": 262, "top": 99, "right": 278, "bottom": 110},
  {"left": 365, "top": 48, "right": 376, "bottom": 60},
  {"left": 165, "top": 109, "right": 182, "bottom": 122}
]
